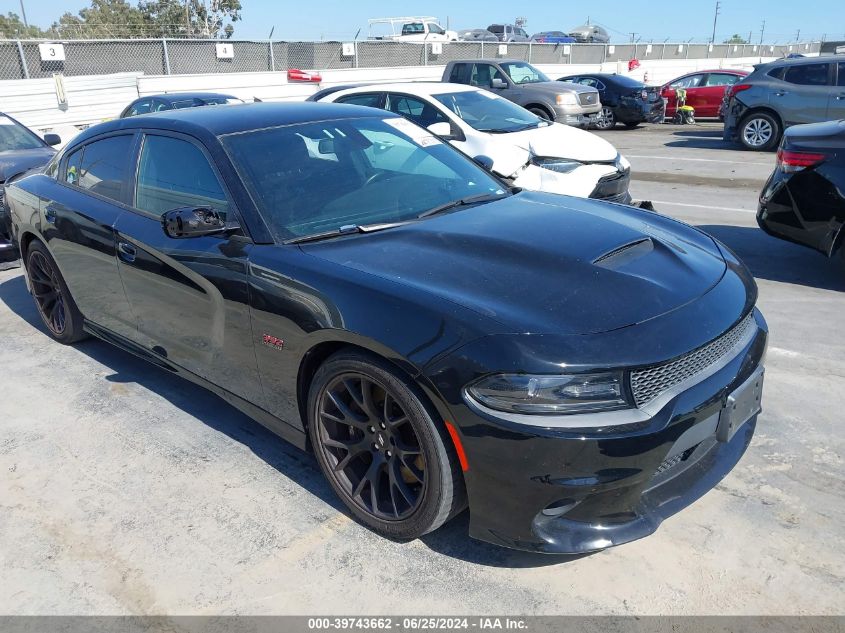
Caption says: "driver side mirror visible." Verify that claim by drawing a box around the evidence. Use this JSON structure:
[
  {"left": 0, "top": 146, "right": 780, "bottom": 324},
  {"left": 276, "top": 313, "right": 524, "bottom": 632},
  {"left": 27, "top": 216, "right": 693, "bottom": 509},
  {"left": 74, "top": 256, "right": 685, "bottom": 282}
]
[
  {"left": 472, "top": 155, "right": 495, "bottom": 171},
  {"left": 43, "top": 133, "right": 61, "bottom": 146},
  {"left": 162, "top": 206, "right": 230, "bottom": 239},
  {"left": 490, "top": 78, "right": 507, "bottom": 89},
  {"left": 427, "top": 121, "right": 453, "bottom": 139}
]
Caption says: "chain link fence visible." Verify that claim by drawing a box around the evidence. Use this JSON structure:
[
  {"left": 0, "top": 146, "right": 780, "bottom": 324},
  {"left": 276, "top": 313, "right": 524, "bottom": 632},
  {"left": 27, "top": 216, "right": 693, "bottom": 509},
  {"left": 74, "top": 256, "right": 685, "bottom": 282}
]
[{"left": 0, "top": 38, "right": 824, "bottom": 80}]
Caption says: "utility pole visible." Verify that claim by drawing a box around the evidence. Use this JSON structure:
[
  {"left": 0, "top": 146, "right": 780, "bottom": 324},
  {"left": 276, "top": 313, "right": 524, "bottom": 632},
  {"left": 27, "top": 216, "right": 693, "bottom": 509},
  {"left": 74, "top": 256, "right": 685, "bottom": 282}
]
[
  {"left": 629, "top": 32, "right": 638, "bottom": 43},
  {"left": 18, "top": 0, "right": 28, "bottom": 28},
  {"left": 794, "top": 29, "right": 800, "bottom": 42},
  {"left": 759, "top": 20, "right": 765, "bottom": 45},
  {"left": 711, "top": 1, "right": 721, "bottom": 44}
]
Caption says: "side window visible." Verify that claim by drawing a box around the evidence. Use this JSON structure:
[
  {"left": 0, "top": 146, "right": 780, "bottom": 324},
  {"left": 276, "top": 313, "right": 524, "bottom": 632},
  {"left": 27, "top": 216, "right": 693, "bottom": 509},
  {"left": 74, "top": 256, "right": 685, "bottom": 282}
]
[
  {"left": 64, "top": 148, "right": 82, "bottom": 185},
  {"left": 428, "top": 23, "right": 445, "bottom": 35},
  {"left": 151, "top": 99, "right": 170, "bottom": 112},
  {"left": 839, "top": 62, "right": 845, "bottom": 87},
  {"left": 470, "top": 63, "right": 506, "bottom": 88},
  {"left": 72, "top": 135, "right": 133, "bottom": 202},
  {"left": 578, "top": 78, "right": 597, "bottom": 88},
  {"left": 768, "top": 67, "right": 786, "bottom": 80},
  {"left": 135, "top": 135, "right": 229, "bottom": 218},
  {"left": 704, "top": 73, "right": 741, "bottom": 87},
  {"left": 517, "top": 28, "right": 528, "bottom": 38},
  {"left": 783, "top": 63, "right": 830, "bottom": 86},
  {"left": 671, "top": 75, "right": 704, "bottom": 89},
  {"left": 385, "top": 94, "right": 449, "bottom": 128},
  {"left": 128, "top": 99, "right": 152, "bottom": 117},
  {"left": 449, "top": 63, "right": 471, "bottom": 84},
  {"left": 595, "top": 80, "right": 606, "bottom": 91},
  {"left": 336, "top": 93, "right": 383, "bottom": 108}
]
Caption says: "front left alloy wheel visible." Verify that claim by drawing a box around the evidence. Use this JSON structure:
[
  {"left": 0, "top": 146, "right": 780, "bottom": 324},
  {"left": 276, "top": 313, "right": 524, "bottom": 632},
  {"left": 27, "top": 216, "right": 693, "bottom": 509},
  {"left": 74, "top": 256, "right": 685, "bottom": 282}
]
[
  {"left": 594, "top": 107, "right": 616, "bottom": 129},
  {"left": 308, "top": 350, "right": 466, "bottom": 539}
]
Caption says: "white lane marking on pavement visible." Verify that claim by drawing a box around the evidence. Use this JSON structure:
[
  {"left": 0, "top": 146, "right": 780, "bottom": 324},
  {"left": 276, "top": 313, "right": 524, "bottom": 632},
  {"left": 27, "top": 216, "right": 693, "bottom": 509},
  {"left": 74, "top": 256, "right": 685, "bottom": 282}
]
[
  {"left": 626, "top": 154, "right": 773, "bottom": 166},
  {"left": 768, "top": 347, "right": 802, "bottom": 358},
  {"left": 650, "top": 200, "right": 756, "bottom": 213}
]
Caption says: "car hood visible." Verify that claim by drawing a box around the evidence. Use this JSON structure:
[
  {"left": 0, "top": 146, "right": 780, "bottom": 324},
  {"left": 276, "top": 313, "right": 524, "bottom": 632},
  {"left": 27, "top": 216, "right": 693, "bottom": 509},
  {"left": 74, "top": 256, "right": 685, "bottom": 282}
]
[
  {"left": 301, "top": 191, "right": 727, "bottom": 335},
  {"left": 485, "top": 122, "right": 619, "bottom": 176},
  {"left": 521, "top": 81, "right": 597, "bottom": 96},
  {"left": 0, "top": 147, "right": 55, "bottom": 182}
]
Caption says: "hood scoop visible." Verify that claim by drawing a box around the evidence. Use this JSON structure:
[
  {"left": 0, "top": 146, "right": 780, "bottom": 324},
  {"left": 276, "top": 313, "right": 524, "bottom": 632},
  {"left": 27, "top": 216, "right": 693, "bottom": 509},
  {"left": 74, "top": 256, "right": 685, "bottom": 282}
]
[{"left": 593, "top": 238, "right": 654, "bottom": 269}]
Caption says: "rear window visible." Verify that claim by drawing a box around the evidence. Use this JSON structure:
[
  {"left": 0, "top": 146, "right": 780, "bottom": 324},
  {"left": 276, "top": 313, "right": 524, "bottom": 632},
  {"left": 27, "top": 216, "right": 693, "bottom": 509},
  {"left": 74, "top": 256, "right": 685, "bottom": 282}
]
[
  {"left": 488, "top": 25, "right": 503, "bottom": 33},
  {"left": 767, "top": 66, "right": 786, "bottom": 80},
  {"left": 402, "top": 23, "right": 425, "bottom": 35},
  {"left": 611, "top": 75, "right": 646, "bottom": 89},
  {"left": 782, "top": 63, "right": 830, "bottom": 86}
]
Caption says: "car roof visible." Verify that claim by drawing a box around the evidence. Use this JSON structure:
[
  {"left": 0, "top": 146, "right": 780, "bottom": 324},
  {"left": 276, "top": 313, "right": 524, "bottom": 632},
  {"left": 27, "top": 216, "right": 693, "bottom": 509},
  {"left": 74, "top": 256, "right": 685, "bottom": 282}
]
[
  {"left": 321, "top": 82, "right": 481, "bottom": 99},
  {"left": 145, "top": 92, "right": 239, "bottom": 103},
  {"left": 767, "top": 55, "right": 835, "bottom": 67},
  {"left": 68, "top": 102, "right": 401, "bottom": 148},
  {"left": 449, "top": 59, "right": 531, "bottom": 64}
]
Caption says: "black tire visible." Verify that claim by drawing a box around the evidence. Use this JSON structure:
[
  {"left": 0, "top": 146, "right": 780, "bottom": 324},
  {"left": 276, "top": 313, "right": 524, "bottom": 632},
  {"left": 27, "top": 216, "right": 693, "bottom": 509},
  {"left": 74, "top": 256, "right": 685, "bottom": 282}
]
[
  {"left": 307, "top": 350, "right": 466, "bottom": 540},
  {"left": 528, "top": 107, "right": 552, "bottom": 121},
  {"left": 25, "top": 240, "right": 86, "bottom": 344},
  {"left": 738, "top": 111, "right": 781, "bottom": 151}
]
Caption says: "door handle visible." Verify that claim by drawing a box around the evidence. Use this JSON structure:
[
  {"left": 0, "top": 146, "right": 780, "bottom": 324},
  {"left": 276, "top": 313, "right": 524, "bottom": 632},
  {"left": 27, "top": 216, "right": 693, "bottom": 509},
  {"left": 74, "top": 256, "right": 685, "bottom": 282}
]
[
  {"left": 774, "top": 90, "right": 788, "bottom": 97},
  {"left": 117, "top": 241, "right": 136, "bottom": 263},
  {"left": 44, "top": 203, "right": 58, "bottom": 224},
  {"left": 837, "top": 94, "right": 845, "bottom": 101}
]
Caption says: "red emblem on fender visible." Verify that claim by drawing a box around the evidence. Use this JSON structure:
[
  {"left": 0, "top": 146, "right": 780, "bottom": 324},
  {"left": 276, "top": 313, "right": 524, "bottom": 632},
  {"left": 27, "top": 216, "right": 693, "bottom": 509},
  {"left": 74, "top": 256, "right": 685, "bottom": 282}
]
[{"left": 262, "top": 334, "right": 285, "bottom": 350}]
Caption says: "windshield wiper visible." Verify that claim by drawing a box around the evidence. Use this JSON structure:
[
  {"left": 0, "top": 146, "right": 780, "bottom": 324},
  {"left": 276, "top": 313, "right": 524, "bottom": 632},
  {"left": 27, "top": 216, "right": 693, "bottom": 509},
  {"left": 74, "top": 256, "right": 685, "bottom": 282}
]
[
  {"left": 285, "top": 220, "right": 412, "bottom": 244},
  {"left": 416, "top": 192, "right": 507, "bottom": 219}
]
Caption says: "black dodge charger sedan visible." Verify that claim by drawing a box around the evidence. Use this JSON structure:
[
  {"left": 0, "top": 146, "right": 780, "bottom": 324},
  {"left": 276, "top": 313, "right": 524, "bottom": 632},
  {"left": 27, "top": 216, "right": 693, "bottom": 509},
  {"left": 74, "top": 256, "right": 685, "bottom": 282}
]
[
  {"left": 758, "top": 119, "right": 845, "bottom": 267},
  {"left": 5, "top": 103, "right": 767, "bottom": 553}
]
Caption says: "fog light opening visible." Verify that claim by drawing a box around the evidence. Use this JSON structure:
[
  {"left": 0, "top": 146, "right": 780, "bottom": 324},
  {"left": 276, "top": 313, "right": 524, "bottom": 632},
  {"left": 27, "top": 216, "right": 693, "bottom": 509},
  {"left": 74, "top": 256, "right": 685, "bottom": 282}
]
[{"left": 542, "top": 498, "right": 579, "bottom": 518}]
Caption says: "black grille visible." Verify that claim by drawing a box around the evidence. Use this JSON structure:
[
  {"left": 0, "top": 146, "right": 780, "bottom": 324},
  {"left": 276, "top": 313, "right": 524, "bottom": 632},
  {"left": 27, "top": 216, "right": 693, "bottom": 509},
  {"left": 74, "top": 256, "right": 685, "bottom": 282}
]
[
  {"left": 589, "top": 170, "right": 630, "bottom": 202},
  {"left": 631, "top": 313, "right": 756, "bottom": 407}
]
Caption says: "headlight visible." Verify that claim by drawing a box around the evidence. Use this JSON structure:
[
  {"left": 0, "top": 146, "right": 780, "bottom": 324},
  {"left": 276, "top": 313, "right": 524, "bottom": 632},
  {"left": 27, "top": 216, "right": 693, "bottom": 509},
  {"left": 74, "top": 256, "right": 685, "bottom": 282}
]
[
  {"left": 555, "top": 93, "right": 578, "bottom": 106},
  {"left": 465, "top": 372, "right": 629, "bottom": 415},
  {"left": 615, "top": 154, "right": 631, "bottom": 173},
  {"left": 531, "top": 157, "right": 584, "bottom": 174}
]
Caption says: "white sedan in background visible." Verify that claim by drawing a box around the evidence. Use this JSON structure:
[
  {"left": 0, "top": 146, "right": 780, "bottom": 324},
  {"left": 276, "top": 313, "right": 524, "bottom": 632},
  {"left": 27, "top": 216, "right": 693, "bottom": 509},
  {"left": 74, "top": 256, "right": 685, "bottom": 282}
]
[{"left": 308, "top": 82, "right": 632, "bottom": 203}]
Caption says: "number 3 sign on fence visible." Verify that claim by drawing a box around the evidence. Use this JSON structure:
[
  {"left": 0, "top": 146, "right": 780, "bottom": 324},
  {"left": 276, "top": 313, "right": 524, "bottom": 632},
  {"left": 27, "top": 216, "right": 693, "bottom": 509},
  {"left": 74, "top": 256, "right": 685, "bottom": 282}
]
[{"left": 38, "top": 43, "right": 66, "bottom": 62}]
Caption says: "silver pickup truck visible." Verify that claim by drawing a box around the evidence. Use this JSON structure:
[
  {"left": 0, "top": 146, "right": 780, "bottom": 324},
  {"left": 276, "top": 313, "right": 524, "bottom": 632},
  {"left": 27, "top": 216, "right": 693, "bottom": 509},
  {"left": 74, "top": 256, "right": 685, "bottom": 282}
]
[{"left": 443, "top": 59, "right": 601, "bottom": 126}]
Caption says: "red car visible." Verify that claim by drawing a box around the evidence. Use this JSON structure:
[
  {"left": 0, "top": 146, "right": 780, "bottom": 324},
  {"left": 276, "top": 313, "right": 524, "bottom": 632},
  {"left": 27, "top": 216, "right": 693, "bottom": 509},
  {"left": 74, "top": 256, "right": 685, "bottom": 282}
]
[{"left": 660, "top": 69, "right": 749, "bottom": 119}]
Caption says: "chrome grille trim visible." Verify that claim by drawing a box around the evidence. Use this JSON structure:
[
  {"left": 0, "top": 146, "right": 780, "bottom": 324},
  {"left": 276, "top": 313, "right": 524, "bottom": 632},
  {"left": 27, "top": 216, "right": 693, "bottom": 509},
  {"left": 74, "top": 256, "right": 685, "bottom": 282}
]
[
  {"left": 578, "top": 91, "right": 599, "bottom": 106},
  {"left": 631, "top": 313, "right": 757, "bottom": 408}
]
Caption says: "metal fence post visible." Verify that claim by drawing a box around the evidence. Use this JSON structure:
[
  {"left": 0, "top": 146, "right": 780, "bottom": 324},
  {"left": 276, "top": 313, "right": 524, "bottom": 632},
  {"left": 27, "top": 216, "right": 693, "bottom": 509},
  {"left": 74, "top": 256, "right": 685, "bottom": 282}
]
[
  {"left": 269, "top": 40, "right": 275, "bottom": 71},
  {"left": 162, "top": 39, "right": 171, "bottom": 74},
  {"left": 480, "top": 41, "right": 484, "bottom": 58},
  {"left": 528, "top": 41, "right": 532, "bottom": 63},
  {"left": 424, "top": 42, "right": 428, "bottom": 66},
  {"left": 354, "top": 40, "right": 358, "bottom": 68},
  {"left": 15, "top": 40, "right": 29, "bottom": 79}
]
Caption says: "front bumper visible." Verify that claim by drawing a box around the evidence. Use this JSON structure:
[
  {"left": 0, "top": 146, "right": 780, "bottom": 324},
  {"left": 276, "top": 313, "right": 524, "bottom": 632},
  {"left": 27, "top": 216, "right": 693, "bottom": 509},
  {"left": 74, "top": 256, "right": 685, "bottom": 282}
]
[
  {"left": 553, "top": 103, "right": 602, "bottom": 128},
  {"left": 425, "top": 305, "right": 767, "bottom": 554}
]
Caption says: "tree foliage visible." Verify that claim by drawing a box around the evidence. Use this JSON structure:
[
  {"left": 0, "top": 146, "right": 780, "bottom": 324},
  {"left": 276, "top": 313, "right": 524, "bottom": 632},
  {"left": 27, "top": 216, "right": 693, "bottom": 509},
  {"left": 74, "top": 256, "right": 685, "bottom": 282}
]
[
  {"left": 51, "top": 0, "right": 241, "bottom": 39},
  {"left": 723, "top": 34, "right": 749, "bottom": 44},
  {"left": 0, "top": 12, "right": 54, "bottom": 38}
]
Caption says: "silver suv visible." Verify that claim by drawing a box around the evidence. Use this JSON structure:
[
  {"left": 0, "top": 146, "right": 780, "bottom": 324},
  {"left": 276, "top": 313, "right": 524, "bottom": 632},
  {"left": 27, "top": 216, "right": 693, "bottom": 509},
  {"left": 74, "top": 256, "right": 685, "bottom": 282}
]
[{"left": 723, "top": 56, "right": 845, "bottom": 151}]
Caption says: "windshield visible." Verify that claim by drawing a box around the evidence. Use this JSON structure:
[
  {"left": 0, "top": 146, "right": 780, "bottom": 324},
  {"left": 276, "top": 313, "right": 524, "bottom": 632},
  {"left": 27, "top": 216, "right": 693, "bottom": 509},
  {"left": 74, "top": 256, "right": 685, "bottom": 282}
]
[
  {"left": 222, "top": 116, "right": 506, "bottom": 240},
  {"left": 499, "top": 61, "right": 550, "bottom": 84},
  {"left": 0, "top": 116, "right": 44, "bottom": 152},
  {"left": 434, "top": 91, "right": 545, "bottom": 133}
]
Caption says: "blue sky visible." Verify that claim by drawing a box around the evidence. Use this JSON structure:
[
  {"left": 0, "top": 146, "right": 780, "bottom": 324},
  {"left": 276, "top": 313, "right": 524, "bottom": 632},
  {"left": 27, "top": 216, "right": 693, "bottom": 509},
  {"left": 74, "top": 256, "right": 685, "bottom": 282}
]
[{"left": 12, "top": 0, "right": 845, "bottom": 42}]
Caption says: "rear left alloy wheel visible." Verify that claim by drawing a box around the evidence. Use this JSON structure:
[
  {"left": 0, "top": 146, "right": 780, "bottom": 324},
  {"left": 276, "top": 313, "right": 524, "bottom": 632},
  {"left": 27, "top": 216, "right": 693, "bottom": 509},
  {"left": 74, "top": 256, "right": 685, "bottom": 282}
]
[
  {"left": 308, "top": 351, "right": 466, "bottom": 539},
  {"left": 26, "top": 240, "right": 86, "bottom": 344}
]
